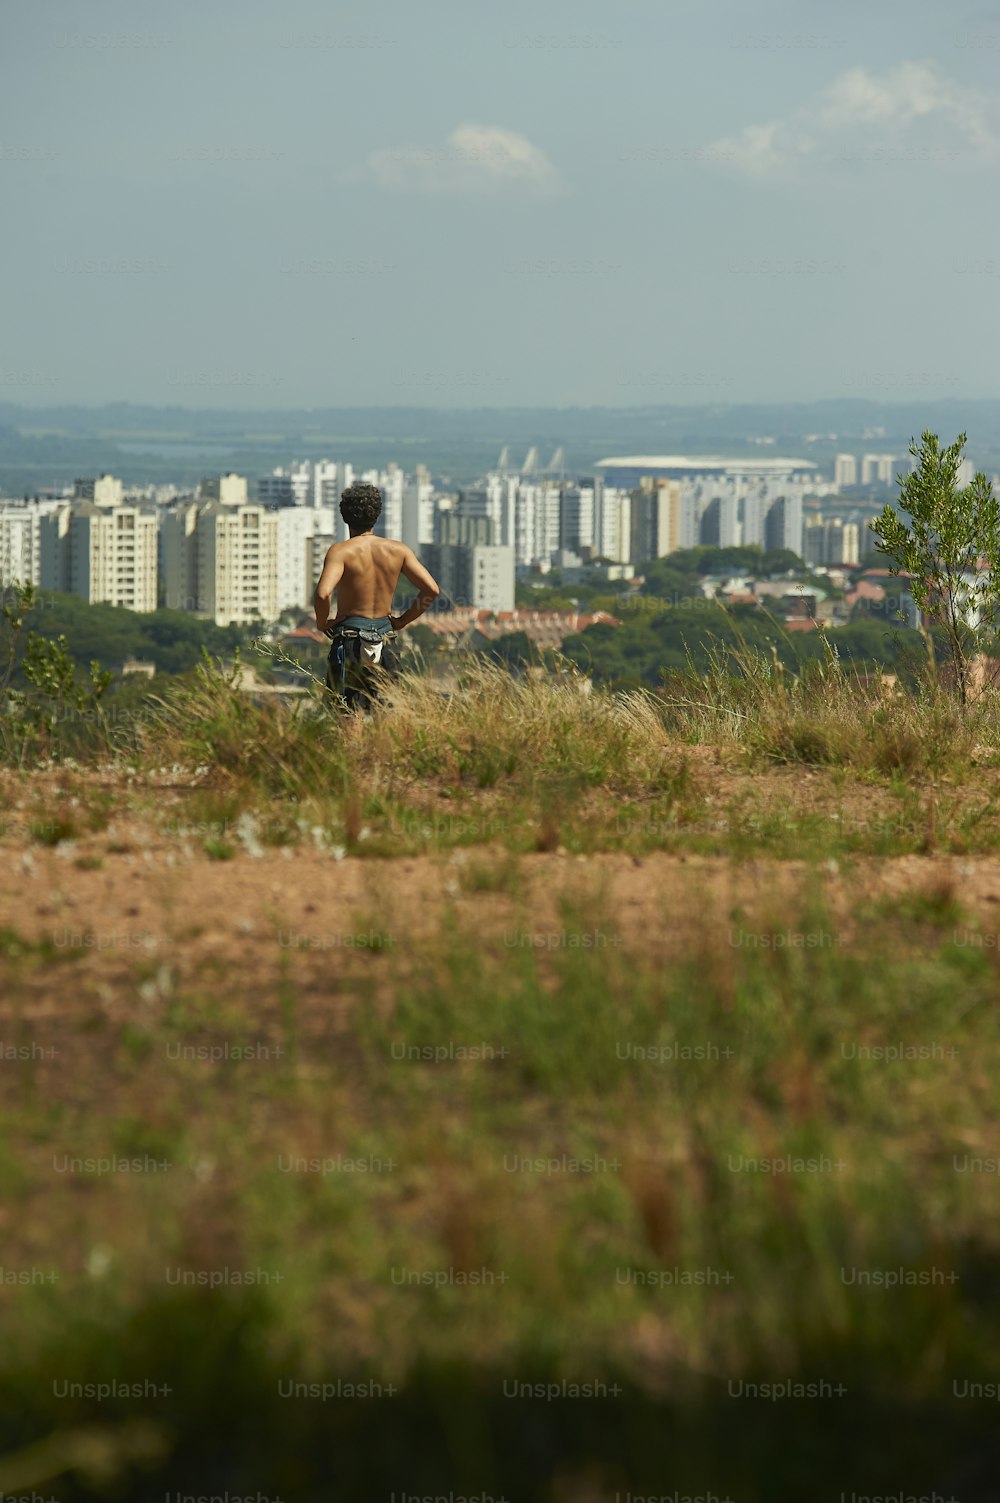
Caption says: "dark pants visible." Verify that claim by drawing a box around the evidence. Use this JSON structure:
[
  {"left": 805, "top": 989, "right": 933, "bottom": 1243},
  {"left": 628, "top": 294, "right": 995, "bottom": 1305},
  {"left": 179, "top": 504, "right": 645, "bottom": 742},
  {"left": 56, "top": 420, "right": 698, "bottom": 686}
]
[{"left": 324, "top": 615, "right": 400, "bottom": 712}]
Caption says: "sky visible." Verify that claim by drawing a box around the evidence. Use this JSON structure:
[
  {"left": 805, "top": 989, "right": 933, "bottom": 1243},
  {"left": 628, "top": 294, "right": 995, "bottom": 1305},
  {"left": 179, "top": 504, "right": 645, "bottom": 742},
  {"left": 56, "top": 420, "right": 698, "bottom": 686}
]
[{"left": 2, "top": 0, "right": 999, "bottom": 408}]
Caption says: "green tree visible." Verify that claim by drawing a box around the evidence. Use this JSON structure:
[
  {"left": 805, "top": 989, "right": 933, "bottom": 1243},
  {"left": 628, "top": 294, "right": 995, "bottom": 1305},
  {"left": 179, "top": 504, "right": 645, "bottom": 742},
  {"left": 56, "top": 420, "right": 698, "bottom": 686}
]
[{"left": 871, "top": 430, "right": 1000, "bottom": 706}]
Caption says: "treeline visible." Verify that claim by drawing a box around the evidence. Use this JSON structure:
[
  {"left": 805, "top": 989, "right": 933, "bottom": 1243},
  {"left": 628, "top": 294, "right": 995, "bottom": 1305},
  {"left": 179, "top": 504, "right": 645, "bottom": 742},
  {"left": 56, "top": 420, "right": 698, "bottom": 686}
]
[
  {"left": 5, "top": 591, "right": 252, "bottom": 679},
  {"left": 558, "top": 604, "right": 924, "bottom": 688},
  {"left": 508, "top": 544, "right": 923, "bottom": 687}
]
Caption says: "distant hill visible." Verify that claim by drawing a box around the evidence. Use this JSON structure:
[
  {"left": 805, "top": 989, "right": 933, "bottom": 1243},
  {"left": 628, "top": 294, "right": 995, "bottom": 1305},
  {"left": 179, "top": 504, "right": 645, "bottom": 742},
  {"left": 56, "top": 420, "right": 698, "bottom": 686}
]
[{"left": 2, "top": 399, "right": 999, "bottom": 492}]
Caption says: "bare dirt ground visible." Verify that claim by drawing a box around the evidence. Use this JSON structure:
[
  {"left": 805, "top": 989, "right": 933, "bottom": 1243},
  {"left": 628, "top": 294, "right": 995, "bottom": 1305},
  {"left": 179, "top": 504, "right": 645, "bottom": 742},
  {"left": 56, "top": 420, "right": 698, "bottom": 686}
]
[{"left": 3, "top": 767, "right": 1000, "bottom": 1018}]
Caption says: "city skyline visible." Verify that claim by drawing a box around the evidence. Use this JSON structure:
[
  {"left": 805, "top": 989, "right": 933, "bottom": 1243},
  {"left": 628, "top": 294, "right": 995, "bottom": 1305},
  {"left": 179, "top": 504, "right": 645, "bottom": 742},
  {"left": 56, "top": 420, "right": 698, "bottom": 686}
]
[
  {"left": 3, "top": 0, "right": 999, "bottom": 408},
  {"left": 4, "top": 450, "right": 889, "bottom": 626}
]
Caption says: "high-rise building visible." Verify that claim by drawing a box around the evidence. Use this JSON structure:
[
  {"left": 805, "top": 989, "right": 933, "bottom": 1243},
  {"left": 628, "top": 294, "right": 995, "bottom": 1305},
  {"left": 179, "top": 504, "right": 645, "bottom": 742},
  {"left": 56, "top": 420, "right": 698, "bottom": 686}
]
[
  {"left": 558, "top": 485, "right": 595, "bottom": 556},
  {"left": 740, "top": 488, "right": 769, "bottom": 549},
  {"left": 803, "top": 518, "right": 860, "bottom": 567},
  {"left": 629, "top": 479, "right": 682, "bottom": 563},
  {"left": 425, "top": 514, "right": 514, "bottom": 611},
  {"left": 699, "top": 493, "right": 738, "bottom": 549},
  {"left": 258, "top": 462, "right": 311, "bottom": 509},
  {"left": 834, "top": 454, "right": 858, "bottom": 488},
  {"left": 306, "top": 534, "right": 337, "bottom": 610},
  {"left": 313, "top": 462, "right": 355, "bottom": 539},
  {"left": 804, "top": 522, "right": 826, "bottom": 566},
  {"left": 40, "top": 494, "right": 158, "bottom": 612},
  {"left": 276, "top": 507, "right": 321, "bottom": 613},
  {"left": 764, "top": 495, "right": 803, "bottom": 556},
  {"left": 593, "top": 478, "right": 631, "bottom": 563},
  {"left": 196, "top": 503, "right": 278, "bottom": 626},
  {"left": 456, "top": 487, "right": 492, "bottom": 535},
  {"left": 402, "top": 467, "right": 435, "bottom": 554},
  {"left": 162, "top": 475, "right": 278, "bottom": 624},
  {"left": 0, "top": 502, "right": 63, "bottom": 587},
  {"left": 513, "top": 482, "right": 560, "bottom": 568},
  {"left": 837, "top": 521, "right": 860, "bottom": 566},
  {"left": 485, "top": 472, "right": 518, "bottom": 551},
  {"left": 860, "top": 454, "right": 898, "bottom": 487},
  {"left": 160, "top": 501, "right": 200, "bottom": 613},
  {"left": 368, "top": 465, "right": 403, "bottom": 540}
]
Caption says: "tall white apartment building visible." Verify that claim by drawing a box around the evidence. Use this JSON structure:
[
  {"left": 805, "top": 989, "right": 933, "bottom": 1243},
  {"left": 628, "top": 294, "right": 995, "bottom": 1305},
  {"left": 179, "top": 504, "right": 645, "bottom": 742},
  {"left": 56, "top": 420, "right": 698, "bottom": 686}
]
[
  {"left": 356, "top": 465, "right": 404, "bottom": 540},
  {"left": 558, "top": 485, "right": 595, "bottom": 556},
  {"left": 860, "top": 454, "right": 898, "bottom": 487},
  {"left": 312, "top": 461, "right": 356, "bottom": 540},
  {"left": 468, "top": 545, "right": 515, "bottom": 611},
  {"left": 514, "top": 482, "right": 560, "bottom": 567},
  {"left": 485, "top": 472, "right": 518, "bottom": 551},
  {"left": 275, "top": 505, "right": 338, "bottom": 613},
  {"left": 314, "top": 462, "right": 354, "bottom": 523},
  {"left": 275, "top": 508, "right": 318, "bottom": 613},
  {"left": 198, "top": 503, "right": 277, "bottom": 625},
  {"left": 593, "top": 479, "right": 632, "bottom": 564},
  {"left": 0, "top": 501, "right": 64, "bottom": 587},
  {"left": 740, "top": 487, "right": 769, "bottom": 550},
  {"left": 401, "top": 467, "right": 435, "bottom": 554},
  {"left": 40, "top": 485, "right": 158, "bottom": 612},
  {"left": 834, "top": 454, "right": 858, "bottom": 488},
  {"left": 162, "top": 475, "right": 279, "bottom": 625}
]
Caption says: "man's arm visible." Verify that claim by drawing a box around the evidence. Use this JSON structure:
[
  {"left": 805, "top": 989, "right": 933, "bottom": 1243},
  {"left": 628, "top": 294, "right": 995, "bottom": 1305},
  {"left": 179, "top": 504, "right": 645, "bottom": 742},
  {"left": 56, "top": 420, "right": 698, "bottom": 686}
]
[
  {"left": 313, "top": 545, "right": 345, "bottom": 632},
  {"left": 390, "top": 548, "right": 441, "bottom": 631}
]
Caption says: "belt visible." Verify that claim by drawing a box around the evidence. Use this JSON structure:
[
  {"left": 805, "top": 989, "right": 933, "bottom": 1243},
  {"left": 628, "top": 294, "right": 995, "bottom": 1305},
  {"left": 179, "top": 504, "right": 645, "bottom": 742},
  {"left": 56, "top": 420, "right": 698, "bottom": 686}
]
[{"left": 325, "top": 615, "right": 393, "bottom": 640}]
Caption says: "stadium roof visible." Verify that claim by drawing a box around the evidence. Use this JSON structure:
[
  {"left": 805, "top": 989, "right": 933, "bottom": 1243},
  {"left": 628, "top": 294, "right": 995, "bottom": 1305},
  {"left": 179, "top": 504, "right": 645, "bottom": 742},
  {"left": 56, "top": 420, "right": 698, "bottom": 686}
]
[{"left": 595, "top": 455, "right": 817, "bottom": 472}]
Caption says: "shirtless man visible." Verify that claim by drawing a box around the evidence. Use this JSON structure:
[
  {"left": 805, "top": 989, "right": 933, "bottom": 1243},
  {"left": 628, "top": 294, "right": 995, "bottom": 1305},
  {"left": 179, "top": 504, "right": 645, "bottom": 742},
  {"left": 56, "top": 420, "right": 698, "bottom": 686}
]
[{"left": 313, "top": 481, "right": 440, "bottom": 710}]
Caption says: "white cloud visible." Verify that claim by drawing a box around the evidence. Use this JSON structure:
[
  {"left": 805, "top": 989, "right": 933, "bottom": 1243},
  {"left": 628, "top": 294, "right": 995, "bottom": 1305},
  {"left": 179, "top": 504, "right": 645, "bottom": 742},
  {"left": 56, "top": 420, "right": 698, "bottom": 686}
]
[
  {"left": 709, "top": 62, "right": 999, "bottom": 176},
  {"left": 360, "top": 123, "right": 560, "bottom": 194},
  {"left": 713, "top": 120, "right": 816, "bottom": 178}
]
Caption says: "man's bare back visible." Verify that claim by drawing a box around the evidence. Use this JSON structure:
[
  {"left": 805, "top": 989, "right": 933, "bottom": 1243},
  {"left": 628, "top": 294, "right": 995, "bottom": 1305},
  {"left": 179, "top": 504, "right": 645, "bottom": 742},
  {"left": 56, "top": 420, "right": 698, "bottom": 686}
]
[{"left": 313, "top": 532, "right": 440, "bottom": 634}]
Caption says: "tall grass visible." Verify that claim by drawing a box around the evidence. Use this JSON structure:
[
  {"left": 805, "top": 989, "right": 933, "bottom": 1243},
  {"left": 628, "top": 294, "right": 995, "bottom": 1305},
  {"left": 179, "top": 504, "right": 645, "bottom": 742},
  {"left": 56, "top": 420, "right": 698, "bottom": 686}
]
[
  {"left": 135, "top": 646, "right": 1000, "bottom": 802},
  {"left": 139, "top": 655, "right": 684, "bottom": 801},
  {"left": 660, "top": 636, "right": 990, "bottom": 773},
  {"left": 2, "top": 884, "right": 1000, "bottom": 1497}
]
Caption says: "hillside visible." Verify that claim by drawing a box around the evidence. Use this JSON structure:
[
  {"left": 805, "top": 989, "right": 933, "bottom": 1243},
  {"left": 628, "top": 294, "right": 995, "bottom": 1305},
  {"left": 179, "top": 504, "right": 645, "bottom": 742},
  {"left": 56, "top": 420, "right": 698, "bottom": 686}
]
[{"left": 1, "top": 660, "right": 1000, "bottom": 1497}]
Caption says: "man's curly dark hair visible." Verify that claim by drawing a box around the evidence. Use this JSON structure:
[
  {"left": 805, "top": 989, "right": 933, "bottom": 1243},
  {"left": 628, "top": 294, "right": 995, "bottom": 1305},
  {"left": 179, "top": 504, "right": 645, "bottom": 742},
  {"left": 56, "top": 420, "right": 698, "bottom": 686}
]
[{"left": 340, "top": 482, "right": 383, "bottom": 533}]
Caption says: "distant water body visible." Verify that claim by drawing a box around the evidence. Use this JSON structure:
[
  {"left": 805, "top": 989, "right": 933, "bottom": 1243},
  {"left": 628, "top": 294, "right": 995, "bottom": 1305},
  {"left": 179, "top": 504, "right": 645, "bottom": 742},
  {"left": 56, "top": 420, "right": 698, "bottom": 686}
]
[{"left": 117, "top": 441, "right": 239, "bottom": 458}]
